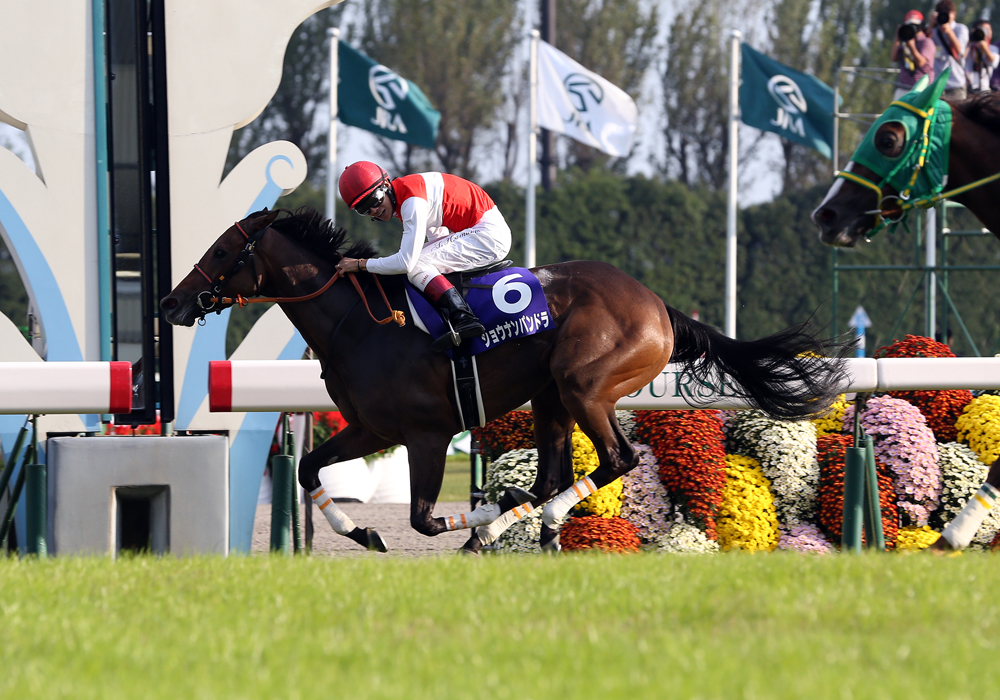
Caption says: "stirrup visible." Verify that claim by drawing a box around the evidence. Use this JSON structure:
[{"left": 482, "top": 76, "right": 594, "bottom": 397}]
[{"left": 430, "top": 317, "right": 462, "bottom": 351}]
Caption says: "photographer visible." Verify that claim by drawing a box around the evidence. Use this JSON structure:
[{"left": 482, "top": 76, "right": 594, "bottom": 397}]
[
  {"left": 964, "top": 19, "right": 999, "bottom": 92},
  {"left": 891, "top": 10, "right": 936, "bottom": 99},
  {"left": 930, "top": 0, "right": 970, "bottom": 99}
]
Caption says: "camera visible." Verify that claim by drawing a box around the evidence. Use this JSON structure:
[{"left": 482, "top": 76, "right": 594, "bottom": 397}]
[
  {"left": 971, "top": 27, "right": 986, "bottom": 42},
  {"left": 898, "top": 23, "right": 917, "bottom": 41},
  {"left": 937, "top": 10, "right": 950, "bottom": 25}
]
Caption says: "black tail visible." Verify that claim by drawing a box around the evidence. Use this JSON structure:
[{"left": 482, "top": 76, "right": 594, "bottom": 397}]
[{"left": 665, "top": 305, "right": 850, "bottom": 420}]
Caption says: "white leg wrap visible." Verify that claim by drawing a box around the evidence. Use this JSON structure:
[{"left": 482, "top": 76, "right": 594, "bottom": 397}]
[
  {"left": 309, "top": 486, "right": 356, "bottom": 535},
  {"left": 477, "top": 502, "right": 536, "bottom": 544},
  {"left": 942, "top": 483, "right": 1000, "bottom": 549},
  {"left": 441, "top": 502, "right": 503, "bottom": 532},
  {"left": 542, "top": 477, "right": 597, "bottom": 528}
]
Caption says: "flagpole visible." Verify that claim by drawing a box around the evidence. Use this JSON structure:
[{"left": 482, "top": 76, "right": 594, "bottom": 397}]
[
  {"left": 326, "top": 27, "right": 340, "bottom": 224},
  {"left": 725, "top": 29, "right": 741, "bottom": 339},
  {"left": 526, "top": 29, "right": 539, "bottom": 269}
]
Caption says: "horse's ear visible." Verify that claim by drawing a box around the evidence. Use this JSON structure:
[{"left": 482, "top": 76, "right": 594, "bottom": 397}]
[
  {"left": 915, "top": 67, "right": 951, "bottom": 109},
  {"left": 259, "top": 209, "right": 279, "bottom": 227}
]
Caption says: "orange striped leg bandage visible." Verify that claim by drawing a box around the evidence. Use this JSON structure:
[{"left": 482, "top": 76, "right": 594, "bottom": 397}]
[
  {"left": 542, "top": 477, "right": 597, "bottom": 528},
  {"left": 941, "top": 482, "right": 1000, "bottom": 549},
  {"left": 441, "top": 501, "right": 504, "bottom": 532},
  {"left": 309, "top": 486, "right": 356, "bottom": 535},
  {"left": 477, "top": 502, "right": 535, "bottom": 544}
]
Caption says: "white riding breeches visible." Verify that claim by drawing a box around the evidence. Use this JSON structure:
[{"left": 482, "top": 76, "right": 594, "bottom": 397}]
[{"left": 407, "top": 207, "right": 512, "bottom": 292}]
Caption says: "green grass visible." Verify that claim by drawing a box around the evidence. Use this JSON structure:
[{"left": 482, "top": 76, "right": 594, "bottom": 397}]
[{"left": 2, "top": 552, "right": 999, "bottom": 699}]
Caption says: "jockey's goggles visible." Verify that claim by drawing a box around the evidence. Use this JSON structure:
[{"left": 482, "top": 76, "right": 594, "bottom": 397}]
[{"left": 353, "top": 186, "right": 387, "bottom": 217}]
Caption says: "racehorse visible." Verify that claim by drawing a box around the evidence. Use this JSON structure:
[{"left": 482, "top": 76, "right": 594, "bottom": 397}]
[
  {"left": 811, "top": 69, "right": 1000, "bottom": 553},
  {"left": 161, "top": 207, "right": 848, "bottom": 554},
  {"left": 812, "top": 69, "right": 1000, "bottom": 245}
]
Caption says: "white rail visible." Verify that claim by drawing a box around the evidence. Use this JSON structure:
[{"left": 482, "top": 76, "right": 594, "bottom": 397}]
[
  {"left": 0, "top": 361, "right": 132, "bottom": 414},
  {"left": 207, "top": 357, "right": 1000, "bottom": 413}
]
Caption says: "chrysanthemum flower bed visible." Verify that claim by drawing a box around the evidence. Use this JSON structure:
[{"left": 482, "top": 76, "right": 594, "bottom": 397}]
[
  {"left": 471, "top": 341, "right": 1000, "bottom": 554},
  {"left": 875, "top": 335, "right": 972, "bottom": 443},
  {"left": 716, "top": 455, "right": 779, "bottom": 552},
  {"left": 634, "top": 410, "right": 727, "bottom": 539},
  {"left": 471, "top": 410, "right": 534, "bottom": 461},
  {"left": 815, "top": 433, "right": 899, "bottom": 548},
  {"left": 843, "top": 396, "right": 940, "bottom": 527},
  {"left": 560, "top": 516, "right": 641, "bottom": 552}
]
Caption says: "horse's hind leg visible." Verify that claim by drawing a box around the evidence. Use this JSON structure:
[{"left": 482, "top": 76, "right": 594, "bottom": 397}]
[
  {"left": 539, "top": 387, "right": 641, "bottom": 544},
  {"left": 299, "top": 423, "right": 395, "bottom": 552},
  {"left": 462, "top": 383, "right": 576, "bottom": 553}
]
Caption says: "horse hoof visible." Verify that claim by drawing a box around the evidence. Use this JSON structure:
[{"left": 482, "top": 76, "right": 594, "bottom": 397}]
[
  {"left": 458, "top": 545, "right": 481, "bottom": 556},
  {"left": 365, "top": 528, "right": 388, "bottom": 553},
  {"left": 540, "top": 524, "right": 561, "bottom": 553},
  {"left": 505, "top": 486, "right": 536, "bottom": 505},
  {"left": 460, "top": 533, "right": 484, "bottom": 556}
]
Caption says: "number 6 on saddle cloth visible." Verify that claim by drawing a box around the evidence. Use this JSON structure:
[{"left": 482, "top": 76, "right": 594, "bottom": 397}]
[{"left": 405, "top": 262, "right": 551, "bottom": 430}]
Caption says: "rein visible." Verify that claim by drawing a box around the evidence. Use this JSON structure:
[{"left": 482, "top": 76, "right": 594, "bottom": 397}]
[{"left": 195, "top": 220, "right": 405, "bottom": 327}]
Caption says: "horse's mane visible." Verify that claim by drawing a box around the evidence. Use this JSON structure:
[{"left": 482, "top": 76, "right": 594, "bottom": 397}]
[
  {"left": 255, "top": 207, "right": 378, "bottom": 262},
  {"left": 952, "top": 91, "right": 1000, "bottom": 133}
]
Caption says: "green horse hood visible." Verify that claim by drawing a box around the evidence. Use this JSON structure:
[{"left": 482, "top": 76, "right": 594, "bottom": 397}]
[{"left": 850, "top": 68, "right": 953, "bottom": 198}]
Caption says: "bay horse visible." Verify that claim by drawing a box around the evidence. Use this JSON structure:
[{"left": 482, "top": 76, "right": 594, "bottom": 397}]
[
  {"left": 161, "top": 207, "right": 848, "bottom": 554},
  {"left": 812, "top": 69, "right": 1000, "bottom": 245},
  {"left": 811, "top": 69, "right": 1000, "bottom": 552}
]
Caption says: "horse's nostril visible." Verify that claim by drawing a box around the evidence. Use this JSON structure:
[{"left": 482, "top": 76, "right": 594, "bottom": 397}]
[
  {"left": 161, "top": 297, "right": 178, "bottom": 311},
  {"left": 816, "top": 208, "right": 836, "bottom": 224}
]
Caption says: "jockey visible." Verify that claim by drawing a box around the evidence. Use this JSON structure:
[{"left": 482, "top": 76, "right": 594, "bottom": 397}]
[{"left": 337, "top": 161, "right": 512, "bottom": 351}]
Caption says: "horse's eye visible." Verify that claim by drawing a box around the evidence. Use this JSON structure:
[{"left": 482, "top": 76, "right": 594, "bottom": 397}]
[
  {"left": 874, "top": 123, "right": 905, "bottom": 158},
  {"left": 213, "top": 248, "right": 227, "bottom": 259}
]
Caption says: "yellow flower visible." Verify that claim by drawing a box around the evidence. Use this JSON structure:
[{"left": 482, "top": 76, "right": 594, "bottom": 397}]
[
  {"left": 895, "top": 525, "right": 941, "bottom": 551},
  {"left": 956, "top": 395, "right": 1000, "bottom": 465},
  {"left": 716, "top": 454, "right": 779, "bottom": 552},
  {"left": 570, "top": 428, "right": 622, "bottom": 518},
  {"left": 812, "top": 395, "right": 848, "bottom": 437}
]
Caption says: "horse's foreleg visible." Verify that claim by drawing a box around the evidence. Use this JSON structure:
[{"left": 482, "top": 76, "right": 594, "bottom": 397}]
[
  {"left": 299, "top": 423, "right": 395, "bottom": 552},
  {"left": 931, "top": 458, "right": 1000, "bottom": 551}
]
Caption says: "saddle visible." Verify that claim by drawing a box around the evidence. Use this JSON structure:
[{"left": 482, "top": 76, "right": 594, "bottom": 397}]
[{"left": 442, "top": 260, "right": 514, "bottom": 298}]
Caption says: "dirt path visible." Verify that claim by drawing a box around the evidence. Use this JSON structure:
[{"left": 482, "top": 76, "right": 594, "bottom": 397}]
[{"left": 251, "top": 501, "right": 475, "bottom": 557}]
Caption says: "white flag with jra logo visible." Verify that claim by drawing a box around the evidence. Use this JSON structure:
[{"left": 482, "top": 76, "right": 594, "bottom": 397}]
[{"left": 536, "top": 41, "right": 638, "bottom": 158}]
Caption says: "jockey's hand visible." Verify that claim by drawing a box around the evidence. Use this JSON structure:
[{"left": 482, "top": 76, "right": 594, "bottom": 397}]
[{"left": 337, "top": 257, "right": 366, "bottom": 273}]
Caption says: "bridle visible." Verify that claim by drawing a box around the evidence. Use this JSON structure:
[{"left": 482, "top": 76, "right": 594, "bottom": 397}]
[
  {"left": 193, "top": 220, "right": 263, "bottom": 314},
  {"left": 192, "top": 219, "right": 405, "bottom": 328},
  {"left": 837, "top": 99, "right": 1000, "bottom": 239}
]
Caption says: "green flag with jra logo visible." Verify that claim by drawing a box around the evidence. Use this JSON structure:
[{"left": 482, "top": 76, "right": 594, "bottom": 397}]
[
  {"left": 739, "top": 44, "right": 835, "bottom": 159},
  {"left": 337, "top": 41, "right": 441, "bottom": 150}
]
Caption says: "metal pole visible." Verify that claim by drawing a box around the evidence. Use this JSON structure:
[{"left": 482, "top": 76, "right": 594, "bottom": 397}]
[
  {"left": 526, "top": 30, "right": 539, "bottom": 269},
  {"left": 925, "top": 205, "right": 937, "bottom": 339},
  {"left": 326, "top": 28, "right": 340, "bottom": 224},
  {"left": 863, "top": 435, "right": 885, "bottom": 551},
  {"left": 842, "top": 446, "right": 866, "bottom": 552},
  {"left": 93, "top": 0, "right": 112, "bottom": 364},
  {"left": 539, "top": 0, "right": 557, "bottom": 191},
  {"left": 24, "top": 463, "right": 46, "bottom": 557},
  {"left": 832, "top": 69, "right": 840, "bottom": 174},
  {"left": 725, "top": 29, "right": 741, "bottom": 339}
]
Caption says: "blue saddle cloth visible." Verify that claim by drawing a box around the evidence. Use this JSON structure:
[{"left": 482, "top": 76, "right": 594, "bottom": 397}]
[{"left": 405, "top": 267, "right": 551, "bottom": 357}]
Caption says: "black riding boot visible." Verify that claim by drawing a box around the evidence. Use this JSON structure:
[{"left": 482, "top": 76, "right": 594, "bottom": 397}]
[{"left": 431, "top": 287, "right": 486, "bottom": 351}]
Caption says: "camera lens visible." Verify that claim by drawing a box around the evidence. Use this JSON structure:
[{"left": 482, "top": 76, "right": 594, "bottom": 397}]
[
  {"left": 972, "top": 27, "right": 986, "bottom": 41},
  {"left": 938, "top": 11, "right": 950, "bottom": 25},
  {"left": 899, "top": 24, "right": 917, "bottom": 41}
]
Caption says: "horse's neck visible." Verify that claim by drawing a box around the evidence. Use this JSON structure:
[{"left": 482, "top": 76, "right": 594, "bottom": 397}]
[
  {"left": 949, "top": 108, "right": 1000, "bottom": 234},
  {"left": 258, "top": 238, "right": 348, "bottom": 358}
]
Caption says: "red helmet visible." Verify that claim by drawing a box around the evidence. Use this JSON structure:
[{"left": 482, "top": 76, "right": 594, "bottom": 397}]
[{"left": 339, "top": 161, "right": 391, "bottom": 212}]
